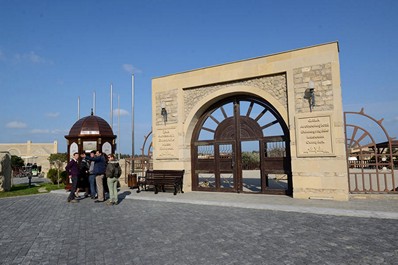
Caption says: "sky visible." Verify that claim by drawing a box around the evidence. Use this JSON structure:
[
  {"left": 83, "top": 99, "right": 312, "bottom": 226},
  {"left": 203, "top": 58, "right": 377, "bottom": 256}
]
[{"left": 0, "top": 0, "right": 397, "bottom": 155}]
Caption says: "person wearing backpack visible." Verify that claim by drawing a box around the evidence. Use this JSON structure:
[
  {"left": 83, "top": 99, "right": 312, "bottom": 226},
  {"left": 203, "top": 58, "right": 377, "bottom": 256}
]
[{"left": 105, "top": 154, "right": 122, "bottom": 205}]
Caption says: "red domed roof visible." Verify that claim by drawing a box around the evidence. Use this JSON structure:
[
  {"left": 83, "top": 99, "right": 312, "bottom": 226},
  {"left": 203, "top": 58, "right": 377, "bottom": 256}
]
[{"left": 66, "top": 114, "right": 115, "bottom": 138}]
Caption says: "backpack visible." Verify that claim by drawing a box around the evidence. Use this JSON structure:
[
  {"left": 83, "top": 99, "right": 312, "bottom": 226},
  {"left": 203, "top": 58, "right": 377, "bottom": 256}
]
[{"left": 114, "top": 163, "right": 122, "bottom": 178}]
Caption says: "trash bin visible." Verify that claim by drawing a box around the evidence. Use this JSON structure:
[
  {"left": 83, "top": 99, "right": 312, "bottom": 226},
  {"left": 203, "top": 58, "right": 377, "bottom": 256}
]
[{"left": 128, "top": 174, "right": 137, "bottom": 189}]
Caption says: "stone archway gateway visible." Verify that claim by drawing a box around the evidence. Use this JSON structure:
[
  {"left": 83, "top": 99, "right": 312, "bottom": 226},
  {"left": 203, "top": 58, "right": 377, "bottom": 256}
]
[
  {"left": 191, "top": 95, "right": 291, "bottom": 194},
  {"left": 152, "top": 42, "right": 350, "bottom": 200}
]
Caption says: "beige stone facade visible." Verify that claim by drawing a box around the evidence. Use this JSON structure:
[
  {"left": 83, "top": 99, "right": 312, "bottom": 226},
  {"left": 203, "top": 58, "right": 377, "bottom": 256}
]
[
  {"left": 152, "top": 42, "right": 349, "bottom": 201},
  {"left": 0, "top": 141, "right": 58, "bottom": 175}
]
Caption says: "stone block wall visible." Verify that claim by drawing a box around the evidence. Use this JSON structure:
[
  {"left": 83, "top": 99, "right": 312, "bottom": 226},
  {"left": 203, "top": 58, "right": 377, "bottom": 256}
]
[
  {"left": 294, "top": 63, "right": 333, "bottom": 113},
  {"left": 155, "top": 89, "right": 179, "bottom": 125}
]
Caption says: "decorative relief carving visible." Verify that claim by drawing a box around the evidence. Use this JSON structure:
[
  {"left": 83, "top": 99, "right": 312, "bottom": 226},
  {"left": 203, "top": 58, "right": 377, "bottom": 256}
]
[
  {"left": 183, "top": 74, "right": 287, "bottom": 120},
  {"left": 296, "top": 115, "right": 334, "bottom": 157}
]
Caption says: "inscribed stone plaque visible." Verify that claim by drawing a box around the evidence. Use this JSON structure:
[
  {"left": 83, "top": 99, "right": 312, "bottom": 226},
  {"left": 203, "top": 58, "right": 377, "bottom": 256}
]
[
  {"left": 83, "top": 141, "right": 97, "bottom": 151},
  {"left": 296, "top": 115, "right": 334, "bottom": 157},
  {"left": 157, "top": 127, "right": 178, "bottom": 159}
]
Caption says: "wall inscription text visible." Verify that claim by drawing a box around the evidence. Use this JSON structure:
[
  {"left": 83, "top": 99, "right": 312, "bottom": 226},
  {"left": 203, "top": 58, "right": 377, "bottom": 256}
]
[
  {"left": 157, "top": 127, "right": 178, "bottom": 159},
  {"left": 296, "top": 116, "right": 334, "bottom": 156}
]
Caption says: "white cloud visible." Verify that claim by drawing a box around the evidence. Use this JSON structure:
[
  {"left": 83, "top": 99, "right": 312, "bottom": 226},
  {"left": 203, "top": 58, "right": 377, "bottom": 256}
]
[
  {"left": 30, "top": 129, "right": 49, "bottom": 134},
  {"left": 51, "top": 129, "right": 68, "bottom": 134},
  {"left": 46, "top": 112, "right": 60, "bottom": 118},
  {"left": 113, "top": 109, "right": 129, "bottom": 116},
  {"left": 27, "top": 51, "right": 44, "bottom": 63},
  {"left": 29, "top": 128, "right": 67, "bottom": 135},
  {"left": 122, "top": 64, "right": 142, "bottom": 74},
  {"left": 14, "top": 51, "right": 50, "bottom": 64},
  {"left": 6, "top": 121, "right": 27, "bottom": 129}
]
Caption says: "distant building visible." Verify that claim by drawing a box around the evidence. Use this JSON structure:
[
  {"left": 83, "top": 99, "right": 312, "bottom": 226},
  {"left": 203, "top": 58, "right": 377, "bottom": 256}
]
[{"left": 0, "top": 140, "right": 58, "bottom": 174}]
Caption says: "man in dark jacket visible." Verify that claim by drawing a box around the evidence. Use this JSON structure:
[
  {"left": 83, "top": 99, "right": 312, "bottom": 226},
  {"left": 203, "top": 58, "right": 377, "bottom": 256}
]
[
  {"left": 65, "top": 152, "right": 79, "bottom": 203},
  {"left": 87, "top": 150, "right": 107, "bottom": 202},
  {"left": 78, "top": 152, "right": 90, "bottom": 198}
]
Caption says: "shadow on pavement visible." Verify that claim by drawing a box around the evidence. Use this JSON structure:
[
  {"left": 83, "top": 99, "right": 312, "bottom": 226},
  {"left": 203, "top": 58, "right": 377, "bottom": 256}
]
[{"left": 118, "top": 190, "right": 132, "bottom": 204}]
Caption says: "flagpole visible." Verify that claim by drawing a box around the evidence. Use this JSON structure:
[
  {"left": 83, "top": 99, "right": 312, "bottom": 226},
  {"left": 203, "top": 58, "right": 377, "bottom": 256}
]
[
  {"left": 110, "top": 83, "right": 113, "bottom": 129},
  {"left": 118, "top": 94, "right": 120, "bottom": 160},
  {"left": 93, "top": 91, "right": 96, "bottom": 115},
  {"left": 131, "top": 74, "right": 135, "bottom": 173},
  {"left": 77, "top": 96, "right": 80, "bottom": 119}
]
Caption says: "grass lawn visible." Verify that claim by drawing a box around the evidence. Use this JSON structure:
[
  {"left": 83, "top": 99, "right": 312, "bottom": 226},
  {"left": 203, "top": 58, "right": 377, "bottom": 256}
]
[{"left": 0, "top": 183, "right": 65, "bottom": 198}]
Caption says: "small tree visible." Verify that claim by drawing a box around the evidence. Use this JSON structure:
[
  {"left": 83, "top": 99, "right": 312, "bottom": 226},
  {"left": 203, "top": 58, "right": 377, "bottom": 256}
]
[
  {"left": 11, "top": 155, "right": 25, "bottom": 172},
  {"left": 48, "top": 153, "right": 68, "bottom": 187},
  {"left": 241, "top": 151, "right": 260, "bottom": 170},
  {"left": 48, "top": 153, "right": 68, "bottom": 164}
]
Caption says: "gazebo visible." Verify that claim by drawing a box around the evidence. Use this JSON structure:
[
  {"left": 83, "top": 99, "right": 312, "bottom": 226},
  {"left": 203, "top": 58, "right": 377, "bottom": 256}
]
[{"left": 65, "top": 111, "right": 117, "bottom": 159}]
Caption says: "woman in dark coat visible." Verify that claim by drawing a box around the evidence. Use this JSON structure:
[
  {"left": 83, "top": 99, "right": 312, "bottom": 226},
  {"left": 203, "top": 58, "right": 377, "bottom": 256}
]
[{"left": 76, "top": 152, "right": 90, "bottom": 198}]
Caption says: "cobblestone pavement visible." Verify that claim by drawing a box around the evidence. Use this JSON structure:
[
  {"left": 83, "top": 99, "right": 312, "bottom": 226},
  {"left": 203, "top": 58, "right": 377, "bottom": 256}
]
[{"left": 0, "top": 192, "right": 397, "bottom": 265}]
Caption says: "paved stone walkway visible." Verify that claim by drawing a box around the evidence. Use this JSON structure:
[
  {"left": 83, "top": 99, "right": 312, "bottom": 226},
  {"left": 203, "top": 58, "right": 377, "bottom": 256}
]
[{"left": 0, "top": 190, "right": 397, "bottom": 264}]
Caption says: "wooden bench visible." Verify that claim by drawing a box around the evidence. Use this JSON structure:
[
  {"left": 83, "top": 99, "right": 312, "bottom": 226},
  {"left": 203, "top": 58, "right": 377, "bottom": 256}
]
[{"left": 137, "top": 169, "right": 184, "bottom": 195}]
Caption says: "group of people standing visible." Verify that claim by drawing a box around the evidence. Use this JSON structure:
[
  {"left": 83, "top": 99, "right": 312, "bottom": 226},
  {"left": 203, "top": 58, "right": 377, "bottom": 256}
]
[{"left": 65, "top": 150, "right": 121, "bottom": 205}]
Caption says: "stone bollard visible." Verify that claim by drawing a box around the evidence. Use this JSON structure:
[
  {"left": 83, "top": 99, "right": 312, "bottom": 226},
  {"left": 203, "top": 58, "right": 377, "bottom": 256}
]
[{"left": 0, "top": 152, "right": 12, "bottom": 192}]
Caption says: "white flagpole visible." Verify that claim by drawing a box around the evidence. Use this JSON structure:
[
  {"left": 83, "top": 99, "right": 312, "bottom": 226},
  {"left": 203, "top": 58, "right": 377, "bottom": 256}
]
[
  {"left": 93, "top": 91, "right": 96, "bottom": 115},
  {"left": 77, "top": 96, "right": 80, "bottom": 119},
  {"left": 131, "top": 74, "right": 135, "bottom": 173},
  {"left": 110, "top": 83, "right": 113, "bottom": 129},
  {"left": 118, "top": 94, "right": 121, "bottom": 160}
]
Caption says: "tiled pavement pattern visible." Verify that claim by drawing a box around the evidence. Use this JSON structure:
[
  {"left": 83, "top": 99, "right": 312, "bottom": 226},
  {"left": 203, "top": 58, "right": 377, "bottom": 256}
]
[
  {"left": 0, "top": 191, "right": 397, "bottom": 265},
  {"left": 124, "top": 190, "right": 398, "bottom": 220}
]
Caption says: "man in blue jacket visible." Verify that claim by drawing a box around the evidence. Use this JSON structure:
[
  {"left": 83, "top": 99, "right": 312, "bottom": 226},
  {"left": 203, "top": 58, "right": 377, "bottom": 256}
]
[
  {"left": 87, "top": 150, "right": 107, "bottom": 203},
  {"left": 65, "top": 152, "right": 79, "bottom": 203}
]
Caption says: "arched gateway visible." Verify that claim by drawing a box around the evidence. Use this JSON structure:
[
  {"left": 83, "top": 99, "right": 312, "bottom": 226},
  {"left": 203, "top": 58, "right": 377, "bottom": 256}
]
[
  {"left": 191, "top": 95, "right": 291, "bottom": 194},
  {"left": 152, "top": 42, "right": 350, "bottom": 200}
]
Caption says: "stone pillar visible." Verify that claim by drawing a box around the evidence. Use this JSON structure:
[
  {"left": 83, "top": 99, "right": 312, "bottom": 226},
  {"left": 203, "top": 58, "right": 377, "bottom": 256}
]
[
  {"left": 53, "top": 140, "right": 58, "bottom": 153},
  {"left": 0, "top": 152, "right": 12, "bottom": 192},
  {"left": 27, "top": 140, "right": 32, "bottom": 156}
]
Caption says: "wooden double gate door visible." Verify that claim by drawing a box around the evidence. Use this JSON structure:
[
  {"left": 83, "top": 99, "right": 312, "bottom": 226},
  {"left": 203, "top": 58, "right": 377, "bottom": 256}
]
[{"left": 191, "top": 96, "right": 292, "bottom": 195}]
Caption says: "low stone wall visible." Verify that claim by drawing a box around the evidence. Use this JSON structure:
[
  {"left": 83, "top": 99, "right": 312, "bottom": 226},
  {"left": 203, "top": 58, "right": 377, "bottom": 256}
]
[{"left": 0, "top": 152, "right": 12, "bottom": 192}]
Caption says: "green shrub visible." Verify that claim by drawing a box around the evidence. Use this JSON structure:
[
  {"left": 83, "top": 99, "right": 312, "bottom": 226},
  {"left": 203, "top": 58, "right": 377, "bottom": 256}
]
[
  {"left": 47, "top": 168, "right": 67, "bottom": 184},
  {"left": 60, "top": 170, "right": 67, "bottom": 183}
]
